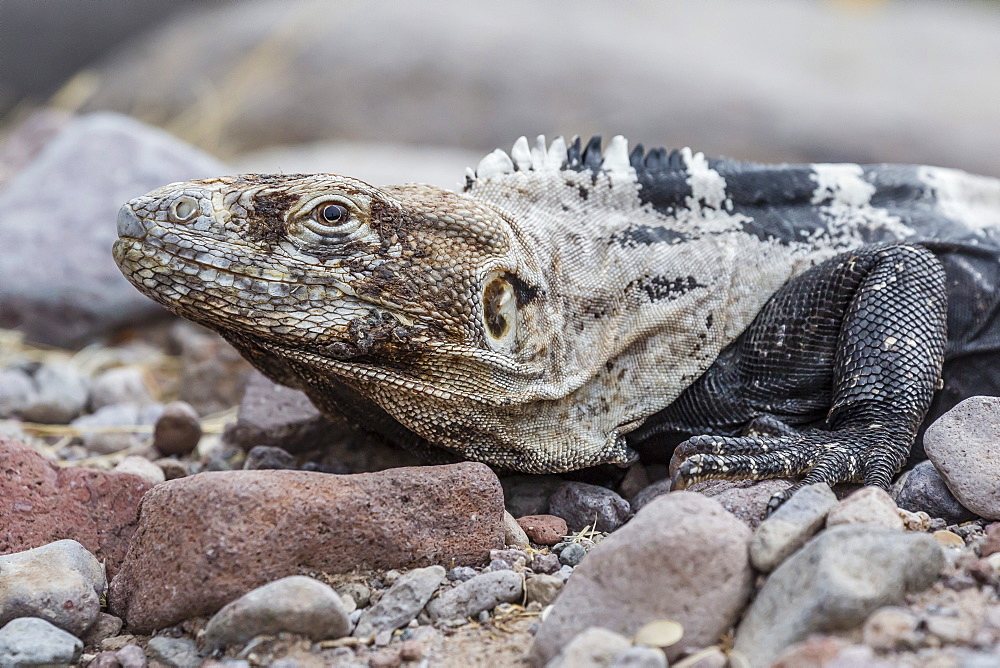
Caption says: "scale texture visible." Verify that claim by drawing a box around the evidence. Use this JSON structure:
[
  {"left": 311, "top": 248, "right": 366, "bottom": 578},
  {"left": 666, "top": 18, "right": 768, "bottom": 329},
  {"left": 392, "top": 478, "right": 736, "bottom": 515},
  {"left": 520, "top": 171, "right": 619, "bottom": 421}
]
[{"left": 112, "top": 135, "right": 1000, "bottom": 501}]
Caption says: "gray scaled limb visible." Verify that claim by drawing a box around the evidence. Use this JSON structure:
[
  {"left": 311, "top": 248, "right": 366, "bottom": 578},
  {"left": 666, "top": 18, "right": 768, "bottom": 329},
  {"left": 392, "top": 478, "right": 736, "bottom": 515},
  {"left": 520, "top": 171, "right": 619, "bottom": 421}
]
[{"left": 660, "top": 244, "right": 948, "bottom": 510}]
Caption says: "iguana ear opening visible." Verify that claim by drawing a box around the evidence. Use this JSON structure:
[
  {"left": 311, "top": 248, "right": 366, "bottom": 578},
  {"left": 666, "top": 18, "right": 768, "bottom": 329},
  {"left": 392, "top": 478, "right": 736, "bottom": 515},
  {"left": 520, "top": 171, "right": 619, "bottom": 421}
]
[{"left": 481, "top": 271, "right": 518, "bottom": 350}]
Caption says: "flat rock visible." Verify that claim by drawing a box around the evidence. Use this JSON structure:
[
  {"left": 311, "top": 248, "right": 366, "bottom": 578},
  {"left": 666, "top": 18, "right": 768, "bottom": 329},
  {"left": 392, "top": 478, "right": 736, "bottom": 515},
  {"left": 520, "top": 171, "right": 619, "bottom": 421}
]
[
  {"left": 108, "top": 463, "right": 503, "bottom": 633},
  {"left": 923, "top": 396, "right": 1000, "bottom": 520},
  {"left": 0, "top": 438, "right": 152, "bottom": 578},
  {"left": 0, "top": 539, "right": 105, "bottom": 636},
  {"left": 548, "top": 482, "right": 630, "bottom": 532},
  {"left": 734, "top": 524, "right": 944, "bottom": 666},
  {"left": 0, "top": 617, "right": 83, "bottom": 667},
  {"left": 516, "top": 515, "right": 567, "bottom": 546},
  {"left": 204, "top": 576, "right": 350, "bottom": 649},
  {"left": 750, "top": 483, "right": 838, "bottom": 572},
  {"left": 0, "top": 112, "right": 226, "bottom": 346},
  {"left": 352, "top": 566, "right": 445, "bottom": 638},
  {"left": 891, "top": 460, "right": 975, "bottom": 523},
  {"left": 426, "top": 570, "right": 523, "bottom": 621},
  {"left": 826, "top": 486, "right": 904, "bottom": 530},
  {"left": 530, "top": 492, "right": 754, "bottom": 665}
]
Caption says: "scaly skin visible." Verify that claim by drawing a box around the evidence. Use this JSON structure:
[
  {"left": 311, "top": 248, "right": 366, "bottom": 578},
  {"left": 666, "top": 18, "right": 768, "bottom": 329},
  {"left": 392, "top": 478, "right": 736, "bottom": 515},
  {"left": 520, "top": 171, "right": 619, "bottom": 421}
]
[{"left": 113, "top": 135, "right": 1000, "bottom": 505}]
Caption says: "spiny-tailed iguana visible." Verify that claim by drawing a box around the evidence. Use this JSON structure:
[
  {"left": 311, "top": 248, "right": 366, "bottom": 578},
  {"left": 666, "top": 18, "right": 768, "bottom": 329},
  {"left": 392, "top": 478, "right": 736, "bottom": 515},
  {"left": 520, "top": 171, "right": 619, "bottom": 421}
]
[{"left": 113, "top": 135, "right": 1000, "bottom": 507}]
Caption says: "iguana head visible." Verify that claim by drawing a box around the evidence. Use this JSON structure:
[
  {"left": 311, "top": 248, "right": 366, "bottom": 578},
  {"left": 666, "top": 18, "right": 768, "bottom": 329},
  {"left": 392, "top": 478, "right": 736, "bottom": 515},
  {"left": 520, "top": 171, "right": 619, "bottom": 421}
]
[{"left": 114, "top": 136, "right": 816, "bottom": 472}]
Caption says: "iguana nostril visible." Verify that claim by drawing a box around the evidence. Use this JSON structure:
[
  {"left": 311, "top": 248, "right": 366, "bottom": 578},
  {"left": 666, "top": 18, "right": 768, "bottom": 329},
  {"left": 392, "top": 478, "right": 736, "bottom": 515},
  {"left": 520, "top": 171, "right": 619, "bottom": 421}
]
[{"left": 116, "top": 204, "right": 146, "bottom": 239}]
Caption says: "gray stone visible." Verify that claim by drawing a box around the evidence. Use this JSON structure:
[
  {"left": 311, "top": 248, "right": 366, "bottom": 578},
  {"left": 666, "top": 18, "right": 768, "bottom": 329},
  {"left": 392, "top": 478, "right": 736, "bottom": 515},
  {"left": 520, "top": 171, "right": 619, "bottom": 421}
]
[
  {"left": 750, "top": 483, "right": 838, "bottom": 572},
  {"left": 446, "top": 567, "right": 476, "bottom": 582},
  {"left": 531, "top": 492, "right": 753, "bottom": 665},
  {"left": 352, "top": 566, "right": 445, "bottom": 638},
  {"left": 115, "top": 643, "right": 147, "bottom": 668},
  {"left": 336, "top": 583, "right": 371, "bottom": 609},
  {"left": 71, "top": 402, "right": 163, "bottom": 454},
  {"left": 223, "top": 370, "right": 332, "bottom": 451},
  {"left": 862, "top": 606, "right": 922, "bottom": 651},
  {"left": 734, "top": 524, "right": 944, "bottom": 666},
  {"left": 545, "top": 626, "right": 631, "bottom": 668},
  {"left": 525, "top": 574, "right": 563, "bottom": 607},
  {"left": 549, "top": 482, "right": 631, "bottom": 532},
  {"left": 0, "top": 539, "right": 105, "bottom": 636},
  {"left": 557, "top": 543, "right": 586, "bottom": 566},
  {"left": 204, "top": 575, "right": 350, "bottom": 649},
  {"left": 243, "top": 445, "right": 297, "bottom": 470},
  {"left": 826, "top": 486, "right": 904, "bottom": 530},
  {"left": 891, "top": 460, "right": 975, "bottom": 523},
  {"left": 89, "top": 367, "right": 154, "bottom": 412},
  {"left": 688, "top": 478, "right": 797, "bottom": 529},
  {"left": 630, "top": 479, "right": 673, "bottom": 514},
  {"left": 0, "top": 112, "right": 226, "bottom": 346},
  {"left": 503, "top": 510, "right": 530, "bottom": 548},
  {"left": 530, "top": 553, "right": 561, "bottom": 575},
  {"left": 0, "top": 368, "right": 33, "bottom": 419},
  {"left": 501, "top": 475, "right": 565, "bottom": 518},
  {"left": 16, "top": 363, "right": 89, "bottom": 424},
  {"left": 426, "top": 570, "right": 523, "bottom": 621},
  {"left": 145, "top": 636, "right": 199, "bottom": 668},
  {"left": 0, "top": 617, "right": 83, "bottom": 667},
  {"left": 923, "top": 396, "right": 1000, "bottom": 520},
  {"left": 152, "top": 401, "right": 201, "bottom": 456},
  {"left": 81, "top": 612, "right": 124, "bottom": 645},
  {"left": 608, "top": 646, "right": 668, "bottom": 668},
  {"left": 113, "top": 456, "right": 166, "bottom": 485}
]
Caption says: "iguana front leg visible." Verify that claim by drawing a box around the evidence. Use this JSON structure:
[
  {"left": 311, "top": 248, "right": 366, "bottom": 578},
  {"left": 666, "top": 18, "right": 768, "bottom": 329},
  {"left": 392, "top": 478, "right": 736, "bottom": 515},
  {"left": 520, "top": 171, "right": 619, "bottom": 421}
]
[{"left": 635, "top": 244, "right": 948, "bottom": 509}]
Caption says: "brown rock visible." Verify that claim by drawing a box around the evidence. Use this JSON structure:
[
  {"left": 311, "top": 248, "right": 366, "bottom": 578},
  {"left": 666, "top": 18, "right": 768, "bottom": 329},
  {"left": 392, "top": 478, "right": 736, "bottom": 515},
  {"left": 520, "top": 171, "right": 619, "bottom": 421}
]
[
  {"left": 981, "top": 522, "right": 1000, "bottom": 558},
  {"left": 152, "top": 401, "right": 201, "bottom": 456},
  {"left": 108, "top": 463, "right": 504, "bottom": 633},
  {"left": 516, "top": 515, "right": 568, "bottom": 546},
  {"left": 0, "top": 438, "right": 152, "bottom": 577}
]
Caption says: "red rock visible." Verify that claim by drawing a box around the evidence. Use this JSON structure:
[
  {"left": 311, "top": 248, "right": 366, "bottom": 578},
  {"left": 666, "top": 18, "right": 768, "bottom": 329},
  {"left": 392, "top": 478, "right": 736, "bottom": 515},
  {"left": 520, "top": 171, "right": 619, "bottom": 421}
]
[
  {"left": 516, "top": 515, "right": 568, "bottom": 546},
  {"left": 0, "top": 438, "right": 152, "bottom": 578},
  {"left": 108, "top": 463, "right": 504, "bottom": 633}
]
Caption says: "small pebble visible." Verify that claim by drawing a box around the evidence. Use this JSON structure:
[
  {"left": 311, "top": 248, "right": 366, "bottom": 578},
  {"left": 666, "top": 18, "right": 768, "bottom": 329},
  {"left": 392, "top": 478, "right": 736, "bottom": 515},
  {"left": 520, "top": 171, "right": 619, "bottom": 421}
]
[
  {"left": 145, "top": 636, "right": 199, "bottom": 668},
  {"left": 530, "top": 553, "right": 561, "bottom": 575},
  {"left": 477, "top": 610, "right": 491, "bottom": 623},
  {"left": 862, "top": 606, "right": 922, "bottom": 651},
  {"left": 82, "top": 612, "right": 124, "bottom": 645},
  {"left": 486, "top": 558, "right": 512, "bottom": 572},
  {"left": 446, "top": 566, "right": 477, "bottom": 582},
  {"left": 0, "top": 368, "right": 33, "bottom": 418},
  {"left": 826, "top": 487, "right": 904, "bottom": 530},
  {"left": 399, "top": 639, "right": 423, "bottom": 661},
  {"left": 981, "top": 523, "right": 1000, "bottom": 558},
  {"left": 516, "top": 514, "right": 567, "bottom": 546},
  {"left": 892, "top": 460, "right": 975, "bottom": 524},
  {"left": 152, "top": 401, "right": 202, "bottom": 456},
  {"left": 353, "top": 566, "right": 445, "bottom": 638},
  {"left": 155, "top": 458, "right": 190, "bottom": 480},
  {"left": 89, "top": 367, "right": 153, "bottom": 411},
  {"left": 609, "top": 645, "right": 668, "bottom": 668},
  {"left": 525, "top": 574, "right": 563, "bottom": 606},
  {"left": 72, "top": 402, "right": 163, "bottom": 454},
  {"left": 502, "top": 510, "right": 530, "bottom": 548},
  {"left": 89, "top": 650, "right": 122, "bottom": 668},
  {"left": 558, "top": 543, "right": 586, "bottom": 566},
  {"left": 426, "top": 570, "right": 523, "bottom": 621},
  {"left": 242, "top": 444, "right": 297, "bottom": 470},
  {"left": 546, "top": 626, "right": 631, "bottom": 668},
  {"left": 114, "top": 455, "right": 166, "bottom": 485},
  {"left": 18, "top": 362, "right": 89, "bottom": 424},
  {"left": 336, "top": 582, "right": 371, "bottom": 608},
  {"left": 115, "top": 643, "right": 146, "bottom": 668},
  {"left": 933, "top": 530, "right": 965, "bottom": 548}
]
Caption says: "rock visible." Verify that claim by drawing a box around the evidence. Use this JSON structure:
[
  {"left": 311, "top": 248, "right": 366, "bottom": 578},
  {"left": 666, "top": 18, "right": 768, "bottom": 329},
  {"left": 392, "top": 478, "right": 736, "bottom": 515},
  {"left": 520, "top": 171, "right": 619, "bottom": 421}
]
[
  {"left": 113, "top": 456, "right": 165, "bottom": 485},
  {"left": 771, "top": 636, "right": 871, "bottom": 668},
  {"left": 108, "top": 463, "right": 503, "bottom": 633},
  {"left": 0, "top": 539, "right": 105, "bottom": 636},
  {"left": 545, "top": 627, "right": 631, "bottom": 668},
  {"left": 688, "top": 478, "right": 797, "bottom": 529},
  {"left": 89, "top": 367, "right": 154, "bottom": 411},
  {"left": 491, "top": 549, "right": 528, "bottom": 571},
  {"left": 934, "top": 529, "right": 965, "bottom": 548},
  {"left": 0, "top": 368, "right": 34, "bottom": 419},
  {"left": 734, "top": 524, "right": 944, "bottom": 666},
  {"left": 145, "top": 637, "right": 199, "bottom": 668},
  {"left": 352, "top": 566, "right": 445, "bottom": 639},
  {"left": 501, "top": 475, "right": 564, "bottom": 517},
  {"left": 71, "top": 402, "right": 164, "bottom": 455},
  {"left": 151, "top": 401, "right": 201, "bottom": 456},
  {"left": 0, "top": 617, "right": 83, "bottom": 667},
  {"left": 115, "top": 644, "right": 146, "bottom": 668},
  {"left": 0, "top": 109, "right": 74, "bottom": 190},
  {"left": 617, "top": 464, "right": 651, "bottom": 502},
  {"left": 0, "top": 113, "right": 226, "bottom": 346},
  {"left": 446, "top": 567, "right": 476, "bottom": 583},
  {"left": 862, "top": 606, "right": 922, "bottom": 651},
  {"left": 892, "top": 460, "right": 976, "bottom": 523},
  {"left": 630, "top": 479, "right": 673, "bottom": 514},
  {"left": 0, "top": 439, "right": 151, "bottom": 578},
  {"left": 531, "top": 492, "right": 753, "bottom": 665},
  {"left": 923, "top": 396, "right": 1000, "bottom": 520},
  {"left": 503, "top": 511, "right": 530, "bottom": 548},
  {"left": 90, "top": 650, "right": 123, "bottom": 668},
  {"left": 336, "top": 583, "right": 371, "bottom": 609},
  {"left": 154, "top": 458, "right": 190, "bottom": 481},
  {"left": 426, "top": 570, "right": 523, "bottom": 621},
  {"left": 549, "top": 482, "right": 631, "bottom": 532},
  {"left": 897, "top": 508, "right": 931, "bottom": 532},
  {"left": 981, "top": 523, "right": 1000, "bottom": 558},
  {"left": 516, "top": 515, "right": 567, "bottom": 546},
  {"left": 170, "top": 322, "right": 253, "bottom": 417},
  {"left": 826, "top": 486, "right": 904, "bottom": 530},
  {"left": 750, "top": 483, "right": 838, "bottom": 572},
  {"left": 82, "top": 612, "right": 124, "bottom": 646},
  {"left": 204, "top": 576, "right": 350, "bottom": 649},
  {"left": 530, "top": 553, "right": 561, "bottom": 575},
  {"left": 243, "top": 445, "right": 298, "bottom": 470},
  {"left": 16, "top": 362, "right": 89, "bottom": 424},
  {"left": 525, "top": 574, "right": 563, "bottom": 607},
  {"left": 557, "top": 543, "right": 586, "bottom": 567},
  {"left": 609, "top": 646, "right": 668, "bottom": 668}
]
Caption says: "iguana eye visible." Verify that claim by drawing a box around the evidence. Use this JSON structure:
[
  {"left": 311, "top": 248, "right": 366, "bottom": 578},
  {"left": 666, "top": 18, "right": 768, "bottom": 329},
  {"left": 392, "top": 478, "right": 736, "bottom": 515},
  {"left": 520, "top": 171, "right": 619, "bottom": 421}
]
[
  {"left": 482, "top": 274, "right": 517, "bottom": 343},
  {"left": 169, "top": 196, "right": 198, "bottom": 222},
  {"left": 315, "top": 203, "right": 349, "bottom": 226}
]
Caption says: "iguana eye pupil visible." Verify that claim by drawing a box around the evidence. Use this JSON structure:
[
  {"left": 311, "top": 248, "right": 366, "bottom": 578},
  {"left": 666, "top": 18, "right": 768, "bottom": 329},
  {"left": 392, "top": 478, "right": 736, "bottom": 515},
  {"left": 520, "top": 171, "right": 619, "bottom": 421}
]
[{"left": 318, "top": 204, "right": 349, "bottom": 225}]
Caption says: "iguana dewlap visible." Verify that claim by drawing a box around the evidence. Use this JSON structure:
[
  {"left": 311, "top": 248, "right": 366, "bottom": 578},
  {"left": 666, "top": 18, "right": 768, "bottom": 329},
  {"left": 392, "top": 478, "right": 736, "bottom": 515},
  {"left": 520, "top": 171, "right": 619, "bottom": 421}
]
[{"left": 113, "top": 135, "right": 1000, "bottom": 506}]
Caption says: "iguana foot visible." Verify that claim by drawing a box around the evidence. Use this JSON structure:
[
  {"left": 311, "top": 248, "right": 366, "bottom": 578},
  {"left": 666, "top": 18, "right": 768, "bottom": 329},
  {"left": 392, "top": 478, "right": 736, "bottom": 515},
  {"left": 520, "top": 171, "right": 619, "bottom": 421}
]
[{"left": 670, "top": 423, "right": 903, "bottom": 510}]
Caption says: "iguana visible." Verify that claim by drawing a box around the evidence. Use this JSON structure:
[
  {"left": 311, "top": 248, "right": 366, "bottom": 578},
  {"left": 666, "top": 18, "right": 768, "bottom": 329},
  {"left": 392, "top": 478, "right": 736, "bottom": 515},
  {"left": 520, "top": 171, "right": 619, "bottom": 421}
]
[{"left": 113, "top": 135, "right": 1000, "bottom": 507}]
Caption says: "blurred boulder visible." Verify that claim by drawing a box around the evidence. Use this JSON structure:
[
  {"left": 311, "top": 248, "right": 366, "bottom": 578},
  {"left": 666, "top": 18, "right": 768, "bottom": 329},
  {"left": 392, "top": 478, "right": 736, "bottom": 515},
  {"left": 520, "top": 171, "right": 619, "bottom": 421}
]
[
  {"left": 0, "top": 111, "right": 228, "bottom": 347},
  {"left": 76, "top": 0, "right": 1000, "bottom": 177}
]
